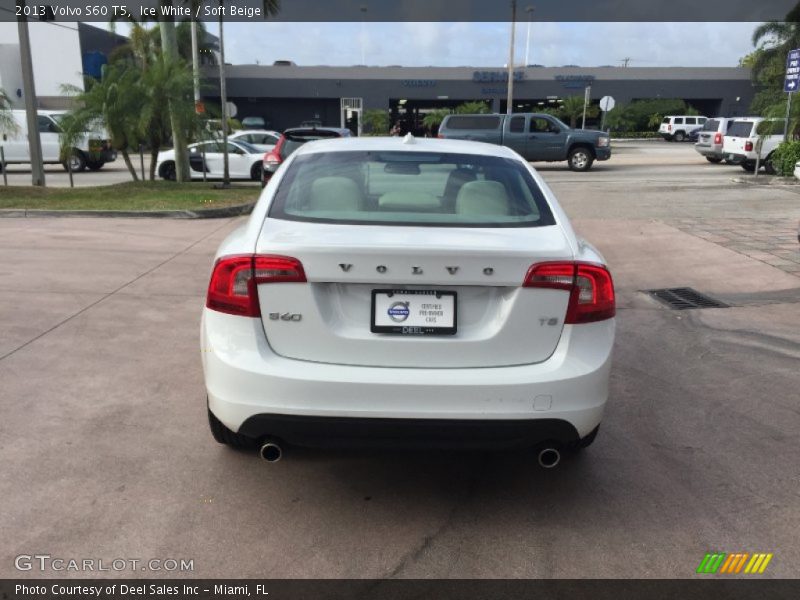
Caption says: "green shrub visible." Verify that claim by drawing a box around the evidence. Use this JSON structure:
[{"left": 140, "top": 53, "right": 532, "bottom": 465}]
[
  {"left": 609, "top": 131, "right": 662, "bottom": 139},
  {"left": 768, "top": 140, "right": 800, "bottom": 176}
]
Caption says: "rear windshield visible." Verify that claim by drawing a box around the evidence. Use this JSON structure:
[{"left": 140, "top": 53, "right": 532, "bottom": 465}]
[
  {"left": 444, "top": 116, "right": 502, "bottom": 130},
  {"left": 727, "top": 121, "right": 755, "bottom": 137},
  {"left": 269, "top": 151, "right": 556, "bottom": 228},
  {"left": 661, "top": 117, "right": 670, "bottom": 124},
  {"left": 701, "top": 119, "right": 719, "bottom": 132},
  {"left": 280, "top": 130, "right": 342, "bottom": 159}
]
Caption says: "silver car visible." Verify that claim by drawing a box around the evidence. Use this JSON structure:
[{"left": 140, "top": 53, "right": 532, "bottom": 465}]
[{"left": 694, "top": 117, "right": 737, "bottom": 163}]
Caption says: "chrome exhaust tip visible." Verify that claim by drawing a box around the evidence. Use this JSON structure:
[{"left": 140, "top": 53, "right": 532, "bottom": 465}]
[
  {"left": 537, "top": 447, "right": 561, "bottom": 469},
  {"left": 259, "top": 441, "right": 283, "bottom": 463}
]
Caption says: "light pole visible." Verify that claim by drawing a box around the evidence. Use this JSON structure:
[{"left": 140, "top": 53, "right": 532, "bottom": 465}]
[
  {"left": 524, "top": 6, "right": 534, "bottom": 67},
  {"left": 218, "top": 2, "right": 230, "bottom": 187},
  {"left": 360, "top": 5, "right": 367, "bottom": 65},
  {"left": 506, "top": 0, "right": 517, "bottom": 115}
]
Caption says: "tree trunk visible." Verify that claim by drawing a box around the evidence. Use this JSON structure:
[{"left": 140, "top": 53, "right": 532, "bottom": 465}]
[
  {"left": 121, "top": 149, "right": 139, "bottom": 181},
  {"left": 150, "top": 149, "right": 159, "bottom": 181},
  {"left": 160, "top": 4, "right": 190, "bottom": 182}
]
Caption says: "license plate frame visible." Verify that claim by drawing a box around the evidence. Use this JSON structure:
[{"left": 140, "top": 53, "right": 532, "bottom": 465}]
[{"left": 371, "top": 289, "right": 457, "bottom": 335}]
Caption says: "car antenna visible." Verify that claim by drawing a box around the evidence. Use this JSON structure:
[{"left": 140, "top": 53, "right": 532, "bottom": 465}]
[{"left": 402, "top": 133, "right": 416, "bottom": 144}]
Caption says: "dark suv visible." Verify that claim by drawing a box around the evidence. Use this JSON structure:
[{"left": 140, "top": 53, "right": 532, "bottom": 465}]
[{"left": 262, "top": 127, "right": 352, "bottom": 186}]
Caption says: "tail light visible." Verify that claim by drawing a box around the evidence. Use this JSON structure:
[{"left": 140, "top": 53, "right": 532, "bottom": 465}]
[
  {"left": 745, "top": 141, "right": 754, "bottom": 152},
  {"left": 437, "top": 133, "right": 445, "bottom": 138},
  {"left": 206, "top": 255, "right": 306, "bottom": 317},
  {"left": 264, "top": 152, "right": 281, "bottom": 166},
  {"left": 523, "top": 262, "right": 615, "bottom": 324},
  {"left": 668, "top": 124, "right": 672, "bottom": 132},
  {"left": 714, "top": 132, "right": 722, "bottom": 145}
]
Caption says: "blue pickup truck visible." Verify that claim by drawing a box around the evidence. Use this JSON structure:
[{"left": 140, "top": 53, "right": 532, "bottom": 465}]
[{"left": 438, "top": 113, "right": 611, "bottom": 171}]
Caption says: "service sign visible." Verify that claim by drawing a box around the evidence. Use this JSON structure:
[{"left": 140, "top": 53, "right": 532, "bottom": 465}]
[{"left": 784, "top": 49, "right": 800, "bottom": 92}]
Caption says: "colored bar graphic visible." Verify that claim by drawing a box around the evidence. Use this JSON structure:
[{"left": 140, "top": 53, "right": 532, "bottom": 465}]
[
  {"left": 698, "top": 552, "right": 772, "bottom": 575},
  {"left": 697, "top": 553, "right": 727, "bottom": 573},
  {"left": 696, "top": 554, "right": 713, "bottom": 573},
  {"left": 734, "top": 553, "right": 750, "bottom": 574},
  {"left": 758, "top": 554, "right": 773, "bottom": 573}
]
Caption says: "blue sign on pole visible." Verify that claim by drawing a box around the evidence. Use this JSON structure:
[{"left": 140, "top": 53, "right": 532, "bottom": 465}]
[{"left": 784, "top": 49, "right": 800, "bottom": 92}]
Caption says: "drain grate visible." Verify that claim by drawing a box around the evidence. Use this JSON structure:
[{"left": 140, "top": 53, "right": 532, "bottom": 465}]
[{"left": 645, "top": 287, "right": 729, "bottom": 310}]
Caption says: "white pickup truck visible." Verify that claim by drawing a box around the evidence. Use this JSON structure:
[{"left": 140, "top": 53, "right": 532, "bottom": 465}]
[
  {"left": 722, "top": 117, "right": 786, "bottom": 173},
  {"left": 0, "top": 110, "right": 115, "bottom": 173}
]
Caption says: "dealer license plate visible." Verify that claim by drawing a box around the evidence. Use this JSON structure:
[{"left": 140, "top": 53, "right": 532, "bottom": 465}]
[{"left": 371, "top": 290, "right": 457, "bottom": 335}]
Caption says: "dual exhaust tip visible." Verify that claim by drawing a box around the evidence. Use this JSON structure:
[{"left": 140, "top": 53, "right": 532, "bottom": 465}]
[
  {"left": 537, "top": 447, "right": 561, "bottom": 469},
  {"left": 259, "top": 440, "right": 283, "bottom": 463},
  {"left": 259, "top": 440, "right": 561, "bottom": 468}
]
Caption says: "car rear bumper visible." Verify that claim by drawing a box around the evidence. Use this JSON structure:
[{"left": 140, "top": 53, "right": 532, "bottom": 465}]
[
  {"left": 202, "top": 309, "right": 614, "bottom": 445},
  {"left": 725, "top": 153, "right": 749, "bottom": 164},
  {"left": 238, "top": 413, "right": 585, "bottom": 448},
  {"left": 694, "top": 143, "right": 724, "bottom": 158}
]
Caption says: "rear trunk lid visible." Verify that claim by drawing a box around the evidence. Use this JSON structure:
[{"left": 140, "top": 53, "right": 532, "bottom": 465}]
[{"left": 255, "top": 219, "right": 575, "bottom": 368}]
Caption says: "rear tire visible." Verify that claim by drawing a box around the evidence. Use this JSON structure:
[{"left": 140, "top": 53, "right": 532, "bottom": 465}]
[
  {"left": 86, "top": 160, "right": 105, "bottom": 171},
  {"left": 250, "top": 162, "right": 262, "bottom": 181},
  {"left": 567, "top": 147, "right": 594, "bottom": 172},
  {"left": 208, "top": 409, "right": 256, "bottom": 449},
  {"left": 740, "top": 161, "right": 756, "bottom": 173},
  {"left": 160, "top": 161, "right": 176, "bottom": 181},
  {"left": 705, "top": 156, "right": 723, "bottom": 164},
  {"left": 673, "top": 131, "right": 686, "bottom": 142},
  {"left": 764, "top": 154, "right": 777, "bottom": 175}
]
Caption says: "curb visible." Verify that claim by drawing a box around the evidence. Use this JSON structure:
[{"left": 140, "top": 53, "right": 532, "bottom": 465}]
[
  {"left": 731, "top": 177, "right": 800, "bottom": 187},
  {"left": 0, "top": 202, "right": 255, "bottom": 219}
]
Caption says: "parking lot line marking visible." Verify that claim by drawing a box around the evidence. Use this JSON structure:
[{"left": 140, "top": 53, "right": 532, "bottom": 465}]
[{"left": 0, "top": 218, "right": 236, "bottom": 364}]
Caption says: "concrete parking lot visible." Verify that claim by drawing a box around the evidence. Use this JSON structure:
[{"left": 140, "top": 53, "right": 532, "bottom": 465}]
[{"left": 1, "top": 142, "right": 799, "bottom": 578}]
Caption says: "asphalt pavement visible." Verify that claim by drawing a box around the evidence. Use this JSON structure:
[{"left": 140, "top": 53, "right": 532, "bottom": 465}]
[{"left": 1, "top": 141, "right": 799, "bottom": 579}]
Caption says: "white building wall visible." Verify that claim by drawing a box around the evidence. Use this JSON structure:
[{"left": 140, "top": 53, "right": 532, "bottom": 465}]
[{"left": 0, "top": 21, "right": 84, "bottom": 108}]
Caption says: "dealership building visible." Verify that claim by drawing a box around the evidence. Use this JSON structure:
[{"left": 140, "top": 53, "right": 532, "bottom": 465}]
[{"left": 203, "top": 64, "right": 755, "bottom": 133}]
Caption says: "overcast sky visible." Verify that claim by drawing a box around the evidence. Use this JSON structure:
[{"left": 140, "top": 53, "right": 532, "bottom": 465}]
[{"left": 195, "top": 22, "right": 760, "bottom": 67}]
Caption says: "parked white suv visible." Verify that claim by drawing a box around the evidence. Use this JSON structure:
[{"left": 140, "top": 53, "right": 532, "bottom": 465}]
[
  {"left": 694, "top": 117, "right": 737, "bottom": 163},
  {"left": 659, "top": 115, "right": 707, "bottom": 142},
  {"left": 0, "top": 110, "right": 115, "bottom": 172},
  {"left": 722, "top": 117, "right": 786, "bottom": 173}
]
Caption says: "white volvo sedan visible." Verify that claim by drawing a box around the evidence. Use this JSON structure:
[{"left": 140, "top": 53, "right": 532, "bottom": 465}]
[{"left": 202, "top": 135, "right": 615, "bottom": 467}]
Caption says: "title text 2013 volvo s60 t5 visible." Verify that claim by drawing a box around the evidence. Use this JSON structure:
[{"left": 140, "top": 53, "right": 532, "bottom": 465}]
[{"left": 201, "top": 135, "right": 615, "bottom": 467}]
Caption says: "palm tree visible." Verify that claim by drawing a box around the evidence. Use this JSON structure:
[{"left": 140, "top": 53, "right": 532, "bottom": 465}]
[
  {"left": 362, "top": 109, "right": 390, "bottom": 134},
  {"left": 558, "top": 95, "right": 599, "bottom": 129},
  {"left": 454, "top": 101, "right": 491, "bottom": 114},
  {"left": 0, "top": 88, "right": 17, "bottom": 136},
  {"left": 62, "top": 65, "right": 145, "bottom": 181},
  {"left": 749, "top": 5, "right": 800, "bottom": 114},
  {"left": 159, "top": 3, "right": 190, "bottom": 182},
  {"left": 139, "top": 53, "right": 199, "bottom": 180},
  {"left": 422, "top": 108, "right": 452, "bottom": 134}
]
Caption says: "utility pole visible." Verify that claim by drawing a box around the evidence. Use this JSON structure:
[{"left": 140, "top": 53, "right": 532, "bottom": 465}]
[
  {"left": 218, "top": 2, "right": 230, "bottom": 187},
  {"left": 17, "top": 2, "right": 45, "bottom": 186},
  {"left": 524, "top": 6, "right": 534, "bottom": 66},
  {"left": 506, "top": 0, "right": 517, "bottom": 115},
  {"left": 190, "top": 19, "right": 201, "bottom": 110}
]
